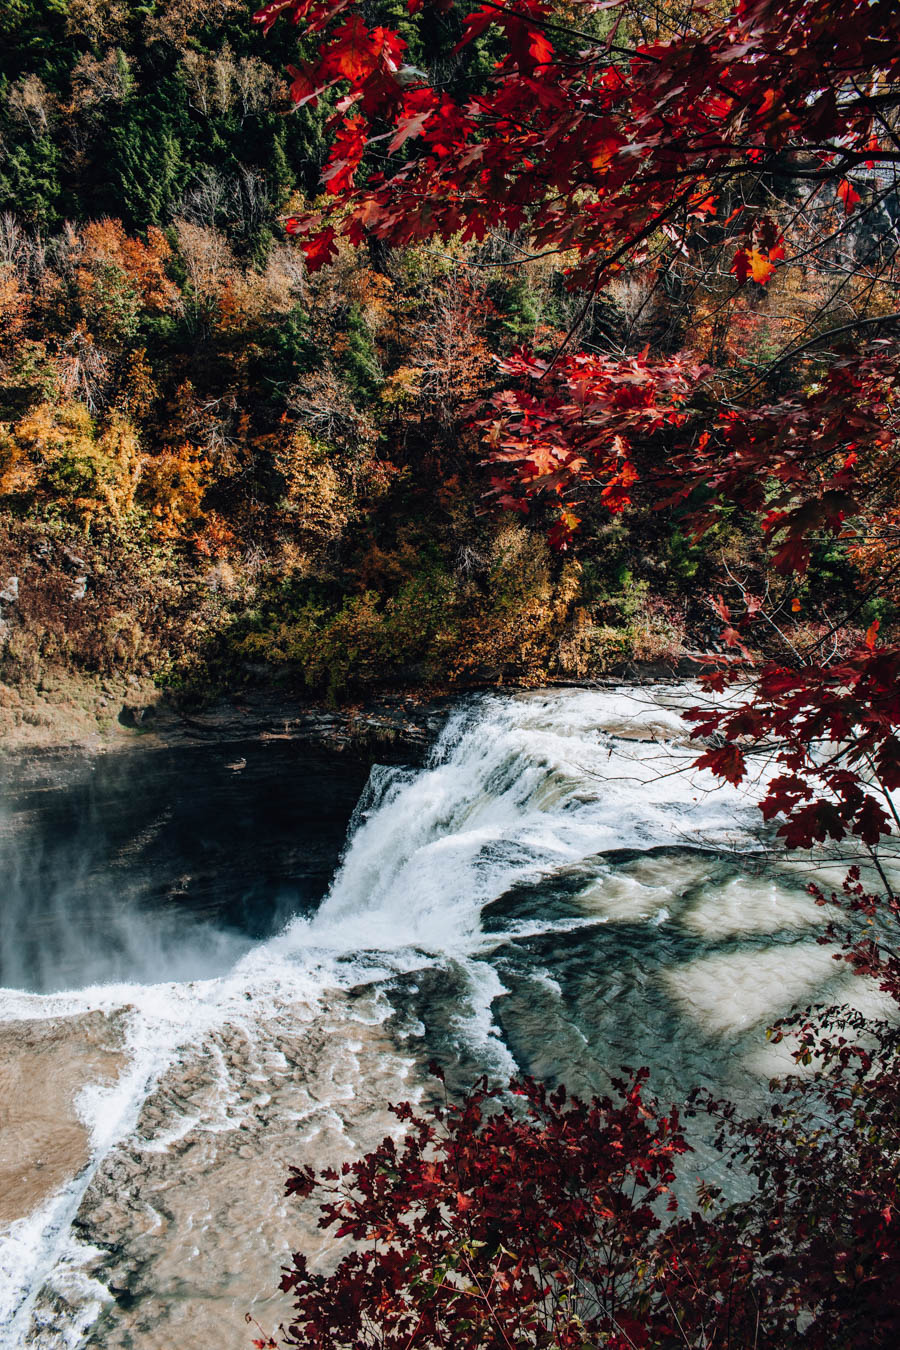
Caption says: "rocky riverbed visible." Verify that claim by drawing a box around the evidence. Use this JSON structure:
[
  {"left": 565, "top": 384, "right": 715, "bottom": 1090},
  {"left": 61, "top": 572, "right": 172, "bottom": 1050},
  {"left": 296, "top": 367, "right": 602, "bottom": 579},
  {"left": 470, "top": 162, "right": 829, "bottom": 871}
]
[{"left": 12, "top": 987, "right": 420, "bottom": 1350}]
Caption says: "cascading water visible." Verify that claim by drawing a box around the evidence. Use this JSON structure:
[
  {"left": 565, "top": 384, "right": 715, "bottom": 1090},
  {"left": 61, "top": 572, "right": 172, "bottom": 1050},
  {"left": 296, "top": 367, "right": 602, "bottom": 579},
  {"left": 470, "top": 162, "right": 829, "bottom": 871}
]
[{"left": 0, "top": 687, "right": 878, "bottom": 1349}]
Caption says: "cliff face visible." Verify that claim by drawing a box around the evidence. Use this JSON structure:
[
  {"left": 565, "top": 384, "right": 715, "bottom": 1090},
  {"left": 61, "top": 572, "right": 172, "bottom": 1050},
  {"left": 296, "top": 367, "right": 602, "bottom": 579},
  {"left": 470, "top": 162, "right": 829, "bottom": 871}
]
[{"left": 0, "top": 695, "right": 453, "bottom": 990}]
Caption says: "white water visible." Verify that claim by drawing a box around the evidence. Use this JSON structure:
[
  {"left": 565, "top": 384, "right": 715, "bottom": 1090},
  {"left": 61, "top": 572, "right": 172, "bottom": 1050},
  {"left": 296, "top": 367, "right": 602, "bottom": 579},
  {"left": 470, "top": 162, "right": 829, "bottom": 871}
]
[{"left": 0, "top": 686, "right": 869, "bottom": 1347}]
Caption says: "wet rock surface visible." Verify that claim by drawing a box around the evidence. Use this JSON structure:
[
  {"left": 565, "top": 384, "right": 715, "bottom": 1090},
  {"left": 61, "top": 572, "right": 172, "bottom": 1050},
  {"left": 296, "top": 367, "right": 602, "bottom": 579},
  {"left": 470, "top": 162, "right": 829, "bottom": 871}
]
[
  {"left": 0, "top": 1012, "right": 125, "bottom": 1227},
  {"left": 142, "top": 689, "right": 448, "bottom": 763},
  {"left": 22, "top": 992, "right": 421, "bottom": 1350}
]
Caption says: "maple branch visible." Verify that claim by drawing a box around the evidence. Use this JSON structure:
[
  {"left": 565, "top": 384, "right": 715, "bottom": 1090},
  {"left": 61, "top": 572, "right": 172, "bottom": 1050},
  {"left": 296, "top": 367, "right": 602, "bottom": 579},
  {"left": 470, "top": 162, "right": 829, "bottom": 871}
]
[
  {"left": 741, "top": 310, "right": 900, "bottom": 394},
  {"left": 452, "top": 0, "right": 662, "bottom": 63},
  {"left": 541, "top": 268, "right": 603, "bottom": 374},
  {"left": 865, "top": 843, "right": 896, "bottom": 902}
]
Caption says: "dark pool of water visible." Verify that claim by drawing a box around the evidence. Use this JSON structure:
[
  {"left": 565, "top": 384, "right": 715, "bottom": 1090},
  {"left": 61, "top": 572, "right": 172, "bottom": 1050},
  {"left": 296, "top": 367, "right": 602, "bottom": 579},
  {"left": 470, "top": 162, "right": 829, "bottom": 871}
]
[{"left": 0, "top": 741, "right": 372, "bottom": 992}]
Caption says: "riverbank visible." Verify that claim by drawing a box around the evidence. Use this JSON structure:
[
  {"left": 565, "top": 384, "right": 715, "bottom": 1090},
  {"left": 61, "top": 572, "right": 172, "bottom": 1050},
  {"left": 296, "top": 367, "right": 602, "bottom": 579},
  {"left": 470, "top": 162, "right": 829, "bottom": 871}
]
[
  {"left": 0, "top": 509, "right": 707, "bottom": 759},
  {"left": 0, "top": 671, "right": 451, "bottom": 766},
  {"left": 0, "top": 656, "right": 708, "bottom": 760}
]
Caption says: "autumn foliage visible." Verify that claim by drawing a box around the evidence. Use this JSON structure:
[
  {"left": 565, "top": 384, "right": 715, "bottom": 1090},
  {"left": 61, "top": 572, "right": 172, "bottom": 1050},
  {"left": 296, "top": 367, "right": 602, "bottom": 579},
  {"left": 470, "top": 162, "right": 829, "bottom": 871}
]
[{"left": 258, "top": 0, "right": 900, "bottom": 852}]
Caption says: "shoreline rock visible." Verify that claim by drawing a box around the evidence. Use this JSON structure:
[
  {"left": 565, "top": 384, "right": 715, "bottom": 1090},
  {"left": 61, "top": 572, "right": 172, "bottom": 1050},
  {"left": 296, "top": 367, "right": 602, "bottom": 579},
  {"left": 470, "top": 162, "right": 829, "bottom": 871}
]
[{"left": 0, "top": 657, "right": 706, "bottom": 763}]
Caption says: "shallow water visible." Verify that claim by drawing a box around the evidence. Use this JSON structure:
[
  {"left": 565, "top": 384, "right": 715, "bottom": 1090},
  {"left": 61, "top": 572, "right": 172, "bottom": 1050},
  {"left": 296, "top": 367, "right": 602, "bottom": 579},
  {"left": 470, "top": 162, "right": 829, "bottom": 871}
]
[{"left": 0, "top": 686, "right": 888, "bottom": 1348}]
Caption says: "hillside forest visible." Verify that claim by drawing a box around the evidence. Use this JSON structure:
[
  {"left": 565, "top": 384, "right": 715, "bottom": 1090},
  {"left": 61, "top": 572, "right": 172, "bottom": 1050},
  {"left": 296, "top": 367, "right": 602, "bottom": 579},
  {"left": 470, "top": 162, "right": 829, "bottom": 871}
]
[{"left": 2, "top": 0, "right": 896, "bottom": 739}]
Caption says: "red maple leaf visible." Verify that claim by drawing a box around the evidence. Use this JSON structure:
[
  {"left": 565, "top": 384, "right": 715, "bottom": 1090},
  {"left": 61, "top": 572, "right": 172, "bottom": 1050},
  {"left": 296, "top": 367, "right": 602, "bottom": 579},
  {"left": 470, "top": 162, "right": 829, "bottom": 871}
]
[
  {"left": 300, "top": 225, "right": 338, "bottom": 270},
  {"left": 836, "top": 178, "right": 862, "bottom": 214}
]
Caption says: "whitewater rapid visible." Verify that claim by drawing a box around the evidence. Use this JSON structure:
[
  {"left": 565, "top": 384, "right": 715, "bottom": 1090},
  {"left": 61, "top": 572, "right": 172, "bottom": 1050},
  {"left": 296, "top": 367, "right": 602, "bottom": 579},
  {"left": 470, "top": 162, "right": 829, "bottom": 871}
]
[{"left": 0, "top": 686, "right": 876, "bottom": 1348}]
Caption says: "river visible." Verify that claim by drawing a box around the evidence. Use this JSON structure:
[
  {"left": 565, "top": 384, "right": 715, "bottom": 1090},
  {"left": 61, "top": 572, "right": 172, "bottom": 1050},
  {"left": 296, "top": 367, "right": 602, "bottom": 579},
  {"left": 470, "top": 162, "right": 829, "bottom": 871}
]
[{"left": 0, "top": 686, "right": 882, "bottom": 1348}]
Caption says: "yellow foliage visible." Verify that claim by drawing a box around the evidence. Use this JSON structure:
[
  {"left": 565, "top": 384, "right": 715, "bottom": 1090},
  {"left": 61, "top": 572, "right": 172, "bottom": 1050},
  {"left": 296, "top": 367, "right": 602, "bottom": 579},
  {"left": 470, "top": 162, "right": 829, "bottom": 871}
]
[
  {"left": 445, "top": 526, "right": 564, "bottom": 680},
  {"left": 0, "top": 429, "right": 21, "bottom": 495},
  {"left": 345, "top": 265, "right": 395, "bottom": 337},
  {"left": 272, "top": 430, "right": 352, "bottom": 545},
  {"left": 138, "top": 443, "right": 209, "bottom": 537},
  {"left": 380, "top": 366, "right": 423, "bottom": 410},
  {"left": 2, "top": 401, "right": 141, "bottom": 524},
  {"left": 118, "top": 346, "right": 158, "bottom": 423},
  {"left": 215, "top": 264, "right": 296, "bottom": 333}
]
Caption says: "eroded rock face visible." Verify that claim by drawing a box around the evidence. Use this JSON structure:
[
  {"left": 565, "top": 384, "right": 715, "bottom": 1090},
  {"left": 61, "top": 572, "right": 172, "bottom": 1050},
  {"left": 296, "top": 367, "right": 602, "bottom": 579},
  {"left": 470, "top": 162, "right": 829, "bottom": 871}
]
[
  {"left": 21, "top": 991, "right": 422, "bottom": 1350},
  {"left": 0, "top": 1011, "right": 125, "bottom": 1227},
  {"left": 0, "top": 740, "right": 375, "bottom": 993}
]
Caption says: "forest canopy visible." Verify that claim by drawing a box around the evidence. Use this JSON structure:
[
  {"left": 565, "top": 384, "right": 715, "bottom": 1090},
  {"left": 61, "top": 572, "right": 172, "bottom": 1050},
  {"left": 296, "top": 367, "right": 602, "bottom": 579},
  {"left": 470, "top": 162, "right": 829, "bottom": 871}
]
[{"left": 0, "top": 0, "right": 898, "bottom": 825}]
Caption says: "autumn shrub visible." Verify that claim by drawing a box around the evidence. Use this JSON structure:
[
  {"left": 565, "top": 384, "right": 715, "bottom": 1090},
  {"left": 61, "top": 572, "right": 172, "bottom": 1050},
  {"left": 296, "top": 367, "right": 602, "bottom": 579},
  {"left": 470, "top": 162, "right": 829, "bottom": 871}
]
[
  {"left": 138, "top": 445, "right": 209, "bottom": 538},
  {"left": 0, "top": 340, "right": 58, "bottom": 422},
  {"left": 0, "top": 517, "right": 228, "bottom": 688},
  {"left": 2, "top": 401, "right": 141, "bottom": 526},
  {"left": 276, "top": 1041, "right": 900, "bottom": 1350},
  {"left": 227, "top": 524, "right": 602, "bottom": 696},
  {"left": 276, "top": 1070, "right": 689, "bottom": 1350},
  {"left": 272, "top": 430, "right": 356, "bottom": 549},
  {"left": 447, "top": 527, "right": 577, "bottom": 681},
  {"left": 234, "top": 567, "right": 458, "bottom": 699},
  {"left": 0, "top": 628, "right": 42, "bottom": 687}
]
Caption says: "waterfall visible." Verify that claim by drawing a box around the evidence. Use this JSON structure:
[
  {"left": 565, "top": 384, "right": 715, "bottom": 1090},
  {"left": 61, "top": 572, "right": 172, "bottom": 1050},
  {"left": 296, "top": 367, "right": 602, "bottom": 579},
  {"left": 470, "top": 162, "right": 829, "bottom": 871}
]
[
  {"left": 275, "top": 686, "right": 759, "bottom": 961},
  {"left": 0, "top": 686, "right": 856, "bottom": 1350}
]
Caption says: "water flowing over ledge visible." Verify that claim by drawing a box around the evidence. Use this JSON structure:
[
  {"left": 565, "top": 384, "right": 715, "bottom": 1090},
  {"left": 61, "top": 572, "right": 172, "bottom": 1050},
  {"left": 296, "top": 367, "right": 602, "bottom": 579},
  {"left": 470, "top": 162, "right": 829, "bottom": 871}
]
[{"left": 0, "top": 685, "right": 884, "bottom": 1349}]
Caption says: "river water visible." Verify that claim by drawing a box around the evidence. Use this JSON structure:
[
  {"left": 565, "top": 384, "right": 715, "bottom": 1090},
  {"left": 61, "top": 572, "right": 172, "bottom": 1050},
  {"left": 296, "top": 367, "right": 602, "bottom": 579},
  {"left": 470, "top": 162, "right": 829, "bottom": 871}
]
[{"left": 0, "top": 686, "right": 883, "bottom": 1348}]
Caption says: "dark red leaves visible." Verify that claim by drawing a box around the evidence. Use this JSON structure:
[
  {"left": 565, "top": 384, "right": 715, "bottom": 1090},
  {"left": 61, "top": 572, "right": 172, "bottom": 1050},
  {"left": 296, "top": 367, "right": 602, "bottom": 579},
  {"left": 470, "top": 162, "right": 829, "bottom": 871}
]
[
  {"left": 689, "top": 644, "right": 900, "bottom": 848},
  {"left": 262, "top": 0, "right": 900, "bottom": 290},
  {"left": 481, "top": 349, "right": 702, "bottom": 541},
  {"left": 285, "top": 1164, "right": 317, "bottom": 1198},
  {"left": 280, "top": 1073, "right": 691, "bottom": 1350},
  {"left": 280, "top": 1020, "right": 900, "bottom": 1349}
]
